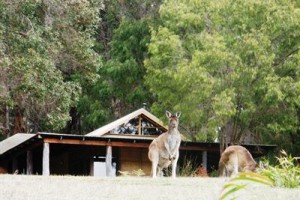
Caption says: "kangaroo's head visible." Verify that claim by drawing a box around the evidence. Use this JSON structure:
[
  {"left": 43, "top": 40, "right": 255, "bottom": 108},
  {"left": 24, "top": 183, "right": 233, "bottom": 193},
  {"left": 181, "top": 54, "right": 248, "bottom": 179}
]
[{"left": 166, "top": 111, "right": 181, "bottom": 130}]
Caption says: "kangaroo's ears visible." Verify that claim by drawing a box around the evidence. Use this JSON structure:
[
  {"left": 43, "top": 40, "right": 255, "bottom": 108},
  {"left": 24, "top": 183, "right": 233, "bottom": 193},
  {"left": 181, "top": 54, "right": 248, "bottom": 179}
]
[
  {"left": 165, "top": 111, "right": 172, "bottom": 118},
  {"left": 175, "top": 112, "right": 181, "bottom": 118},
  {"left": 166, "top": 111, "right": 181, "bottom": 118}
]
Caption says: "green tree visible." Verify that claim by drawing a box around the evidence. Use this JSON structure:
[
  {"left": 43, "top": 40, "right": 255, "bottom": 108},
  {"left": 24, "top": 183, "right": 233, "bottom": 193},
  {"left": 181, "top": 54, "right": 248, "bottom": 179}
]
[
  {"left": 0, "top": 0, "right": 101, "bottom": 135},
  {"left": 76, "top": 0, "right": 163, "bottom": 134},
  {"left": 100, "top": 19, "right": 152, "bottom": 117},
  {"left": 145, "top": 0, "right": 300, "bottom": 153}
]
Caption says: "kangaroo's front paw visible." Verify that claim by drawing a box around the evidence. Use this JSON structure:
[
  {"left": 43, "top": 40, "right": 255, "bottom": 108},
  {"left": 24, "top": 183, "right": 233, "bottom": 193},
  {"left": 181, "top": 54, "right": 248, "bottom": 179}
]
[{"left": 169, "top": 155, "right": 176, "bottom": 160}]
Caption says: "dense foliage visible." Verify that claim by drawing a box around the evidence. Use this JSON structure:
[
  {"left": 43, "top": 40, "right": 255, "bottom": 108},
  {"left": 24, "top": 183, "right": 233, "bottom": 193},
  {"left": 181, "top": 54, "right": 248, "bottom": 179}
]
[
  {"left": 259, "top": 150, "right": 300, "bottom": 188},
  {"left": 145, "top": 0, "right": 300, "bottom": 153},
  {"left": 0, "top": 0, "right": 299, "bottom": 154},
  {"left": 0, "top": 0, "right": 101, "bottom": 136}
]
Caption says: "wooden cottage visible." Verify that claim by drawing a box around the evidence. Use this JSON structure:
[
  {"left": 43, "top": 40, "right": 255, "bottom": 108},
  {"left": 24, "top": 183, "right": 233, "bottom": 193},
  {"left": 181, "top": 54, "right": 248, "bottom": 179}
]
[{"left": 0, "top": 108, "right": 276, "bottom": 176}]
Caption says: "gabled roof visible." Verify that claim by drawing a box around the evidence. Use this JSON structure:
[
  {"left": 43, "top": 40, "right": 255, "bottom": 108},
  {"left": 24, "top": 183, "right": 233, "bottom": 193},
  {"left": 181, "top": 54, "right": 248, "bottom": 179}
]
[{"left": 86, "top": 108, "right": 168, "bottom": 137}]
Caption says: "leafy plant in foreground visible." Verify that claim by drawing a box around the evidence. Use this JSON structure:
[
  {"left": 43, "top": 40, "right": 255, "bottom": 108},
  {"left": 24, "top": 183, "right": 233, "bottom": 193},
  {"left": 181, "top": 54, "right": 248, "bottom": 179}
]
[
  {"left": 259, "top": 150, "right": 300, "bottom": 188},
  {"left": 220, "top": 172, "right": 274, "bottom": 200},
  {"left": 220, "top": 150, "right": 300, "bottom": 199}
]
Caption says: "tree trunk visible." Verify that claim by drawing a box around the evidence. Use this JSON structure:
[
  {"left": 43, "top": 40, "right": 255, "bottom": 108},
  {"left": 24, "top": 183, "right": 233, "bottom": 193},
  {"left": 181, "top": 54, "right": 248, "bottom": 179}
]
[
  {"left": 13, "top": 106, "right": 26, "bottom": 134},
  {"left": 65, "top": 107, "right": 81, "bottom": 135},
  {"left": 0, "top": 104, "right": 10, "bottom": 138}
]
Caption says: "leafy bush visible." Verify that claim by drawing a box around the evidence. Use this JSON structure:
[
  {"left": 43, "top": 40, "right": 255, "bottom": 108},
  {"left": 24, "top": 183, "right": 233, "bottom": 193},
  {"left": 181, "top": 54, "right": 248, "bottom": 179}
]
[
  {"left": 178, "top": 158, "right": 199, "bottom": 177},
  {"left": 164, "top": 156, "right": 200, "bottom": 177},
  {"left": 220, "top": 150, "right": 300, "bottom": 200},
  {"left": 259, "top": 150, "right": 300, "bottom": 188},
  {"left": 209, "top": 169, "right": 219, "bottom": 177}
]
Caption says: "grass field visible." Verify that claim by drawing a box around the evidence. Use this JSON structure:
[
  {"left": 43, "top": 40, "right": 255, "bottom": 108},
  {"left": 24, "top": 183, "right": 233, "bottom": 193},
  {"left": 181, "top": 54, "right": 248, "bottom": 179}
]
[{"left": 0, "top": 175, "right": 299, "bottom": 200}]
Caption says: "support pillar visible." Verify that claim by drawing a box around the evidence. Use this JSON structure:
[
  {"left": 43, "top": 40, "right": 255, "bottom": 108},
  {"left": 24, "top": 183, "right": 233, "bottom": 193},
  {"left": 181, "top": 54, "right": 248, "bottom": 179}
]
[
  {"left": 105, "top": 146, "right": 112, "bottom": 177},
  {"left": 42, "top": 143, "right": 50, "bottom": 176},
  {"left": 90, "top": 156, "right": 94, "bottom": 176},
  {"left": 202, "top": 151, "right": 207, "bottom": 170},
  {"left": 26, "top": 150, "right": 33, "bottom": 175}
]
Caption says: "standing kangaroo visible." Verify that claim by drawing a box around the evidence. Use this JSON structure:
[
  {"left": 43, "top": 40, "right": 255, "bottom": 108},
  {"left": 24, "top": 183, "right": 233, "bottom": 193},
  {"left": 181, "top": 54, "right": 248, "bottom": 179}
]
[
  {"left": 218, "top": 145, "right": 257, "bottom": 177},
  {"left": 148, "top": 111, "right": 181, "bottom": 178}
]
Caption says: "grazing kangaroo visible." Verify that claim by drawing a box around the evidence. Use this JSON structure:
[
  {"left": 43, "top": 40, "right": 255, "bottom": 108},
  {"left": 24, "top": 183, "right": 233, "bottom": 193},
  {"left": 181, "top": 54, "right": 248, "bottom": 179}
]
[
  {"left": 218, "top": 145, "right": 257, "bottom": 177},
  {"left": 148, "top": 111, "right": 181, "bottom": 178}
]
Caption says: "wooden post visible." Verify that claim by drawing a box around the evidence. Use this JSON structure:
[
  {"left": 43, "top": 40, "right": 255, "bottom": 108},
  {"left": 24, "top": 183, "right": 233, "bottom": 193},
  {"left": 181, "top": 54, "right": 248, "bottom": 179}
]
[
  {"left": 105, "top": 146, "right": 112, "bottom": 177},
  {"left": 42, "top": 143, "right": 50, "bottom": 176},
  {"left": 26, "top": 150, "right": 33, "bottom": 175},
  {"left": 90, "top": 156, "right": 94, "bottom": 176},
  {"left": 138, "top": 116, "right": 142, "bottom": 135},
  {"left": 202, "top": 151, "right": 207, "bottom": 170}
]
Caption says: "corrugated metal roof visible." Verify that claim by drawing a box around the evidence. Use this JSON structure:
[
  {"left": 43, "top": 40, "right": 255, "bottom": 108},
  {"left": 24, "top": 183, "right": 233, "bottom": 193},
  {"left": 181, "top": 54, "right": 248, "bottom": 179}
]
[
  {"left": 86, "top": 108, "right": 167, "bottom": 137},
  {"left": 0, "top": 133, "right": 37, "bottom": 155}
]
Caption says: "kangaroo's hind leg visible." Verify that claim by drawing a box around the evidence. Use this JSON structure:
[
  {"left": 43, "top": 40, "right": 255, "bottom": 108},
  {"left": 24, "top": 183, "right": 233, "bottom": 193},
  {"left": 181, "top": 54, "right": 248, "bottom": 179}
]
[
  {"left": 157, "top": 166, "right": 163, "bottom": 177},
  {"left": 171, "top": 152, "right": 179, "bottom": 178}
]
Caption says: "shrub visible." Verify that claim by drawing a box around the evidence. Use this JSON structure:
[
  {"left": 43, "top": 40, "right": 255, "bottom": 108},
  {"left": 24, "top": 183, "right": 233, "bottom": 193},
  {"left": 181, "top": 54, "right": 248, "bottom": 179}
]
[
  {"left": 259, "top": 150, "right": 300, "bottom": 188},
  {"left": 178, "top": 158, "right": 199, "bottom": 177},
  {"left": 220, "top": 150, "right": 300, "bottom": 200},
  {"left": 178, "top": 156, "right": 205, "bottom": 177},
  {"left": 163, "top": 156, "right": 200, "bottom": 177}
]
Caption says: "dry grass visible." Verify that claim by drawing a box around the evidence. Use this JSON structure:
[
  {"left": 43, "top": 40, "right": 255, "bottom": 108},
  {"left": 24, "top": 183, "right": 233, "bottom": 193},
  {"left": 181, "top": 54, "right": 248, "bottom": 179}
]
[{"left": 0, "top": 175, "right": 299, "bottom": 200}]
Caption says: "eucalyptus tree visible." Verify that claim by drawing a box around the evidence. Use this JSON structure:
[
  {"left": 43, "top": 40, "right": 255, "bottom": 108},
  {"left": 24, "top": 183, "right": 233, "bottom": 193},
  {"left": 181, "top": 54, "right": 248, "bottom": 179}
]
[
  {"left": 145, "top": 0, "right": 300, "bottom": 153},
  {"left": 0, "top": 0, "right": 101, "bottom": 135},
  {"left": 78, "top": 0, "right": 163, "bottom": 132}
]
